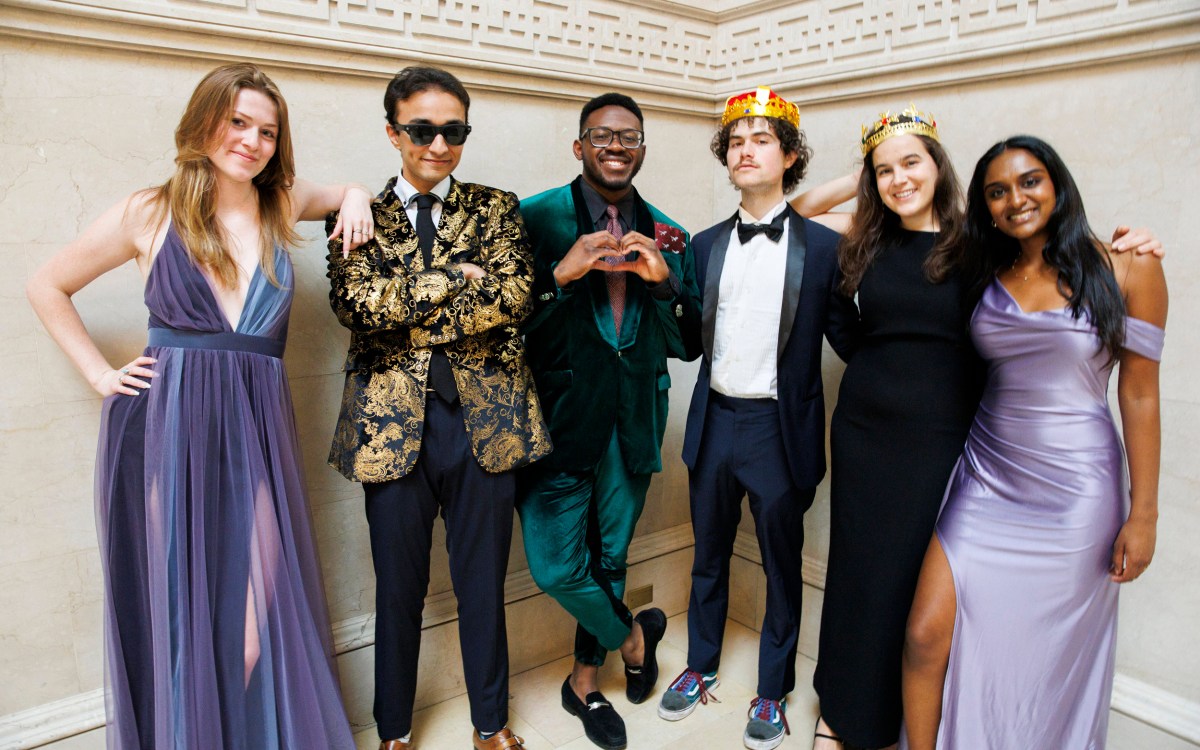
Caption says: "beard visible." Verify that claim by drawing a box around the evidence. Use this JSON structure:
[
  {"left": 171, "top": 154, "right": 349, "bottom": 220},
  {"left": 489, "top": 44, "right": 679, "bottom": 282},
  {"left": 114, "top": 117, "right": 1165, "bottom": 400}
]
[{"left": 583, "top": 151, "right": 644, "bottom": 193}]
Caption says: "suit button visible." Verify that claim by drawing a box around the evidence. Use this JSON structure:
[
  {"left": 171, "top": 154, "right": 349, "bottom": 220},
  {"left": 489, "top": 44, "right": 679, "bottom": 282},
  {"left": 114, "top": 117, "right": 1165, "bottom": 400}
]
[
  {"left": 617, "top": 351, "right": 623, "bottom": 358},
  {"left": 674, "top": 305, "right": 683, "bottom": 317},
  {"left": 539, "top": 292, "right": 553, "bottom": 301}
]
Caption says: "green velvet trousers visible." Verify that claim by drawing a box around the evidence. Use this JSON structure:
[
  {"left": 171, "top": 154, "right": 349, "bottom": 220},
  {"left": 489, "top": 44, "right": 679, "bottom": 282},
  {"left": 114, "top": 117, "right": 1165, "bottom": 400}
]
[{"left": 516, "top": 429, "right": 652, "bottom": 666}]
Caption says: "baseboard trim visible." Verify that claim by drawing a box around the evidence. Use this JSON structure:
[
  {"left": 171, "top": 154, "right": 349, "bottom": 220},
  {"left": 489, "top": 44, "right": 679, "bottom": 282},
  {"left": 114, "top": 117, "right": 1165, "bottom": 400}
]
[
  {"left": 1112, "top": 673, "right": 1200, "bottom": 745},
  {"left": 0, "top": 522, "right": 697, "bottom": 749},
  {"left": 332, "top": 521, "right": 695, "bottom": 655},
  {"left": 6, "top": 525, "right": 1198, "bottom": 750},
  {"left": 732, "top": 528, "right": 828, "bottom": 590},
  {"left": 733, "top": 529, "right": 1200, "bottom": 747},
  {"left": 0, "top": 689, "right": 104, "bottom": 750}
]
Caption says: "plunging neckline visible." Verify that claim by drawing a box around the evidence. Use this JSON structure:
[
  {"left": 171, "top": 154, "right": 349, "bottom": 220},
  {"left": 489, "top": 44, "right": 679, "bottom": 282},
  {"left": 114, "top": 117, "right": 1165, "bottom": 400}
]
[
  {"left": 206, "top": 262, "right": 263, "bottom": 332},
  {"left": 993, "top": 276, "right": 1069, "bottom": 316},
  {"left": 148, "top": 224, "right": 266, "bottom": 333}
]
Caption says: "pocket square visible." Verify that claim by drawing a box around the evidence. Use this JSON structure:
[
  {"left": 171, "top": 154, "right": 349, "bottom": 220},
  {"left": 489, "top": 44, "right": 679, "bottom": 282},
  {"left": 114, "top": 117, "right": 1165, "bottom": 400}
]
[{"left": 655, "top": 222, "right": 686, "bottom": 254}]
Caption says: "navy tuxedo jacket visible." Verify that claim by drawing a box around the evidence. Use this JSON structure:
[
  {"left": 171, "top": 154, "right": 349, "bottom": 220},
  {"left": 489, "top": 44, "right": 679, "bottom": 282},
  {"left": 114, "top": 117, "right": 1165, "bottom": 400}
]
[{"left": 681, "top": 206, "right": 858, "bottom": 489}]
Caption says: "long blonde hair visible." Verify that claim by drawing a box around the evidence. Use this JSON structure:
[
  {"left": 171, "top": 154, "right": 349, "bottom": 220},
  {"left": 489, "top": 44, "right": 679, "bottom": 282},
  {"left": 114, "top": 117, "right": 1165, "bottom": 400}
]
[{"left": 148, "top": 63, "right": 299, "bottom": 287}]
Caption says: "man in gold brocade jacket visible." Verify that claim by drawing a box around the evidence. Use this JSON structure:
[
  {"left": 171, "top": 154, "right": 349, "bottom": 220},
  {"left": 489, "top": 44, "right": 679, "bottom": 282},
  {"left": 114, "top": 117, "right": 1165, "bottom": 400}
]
[{"left": 325, "top": 66, "right": 550, "bottom": 750}]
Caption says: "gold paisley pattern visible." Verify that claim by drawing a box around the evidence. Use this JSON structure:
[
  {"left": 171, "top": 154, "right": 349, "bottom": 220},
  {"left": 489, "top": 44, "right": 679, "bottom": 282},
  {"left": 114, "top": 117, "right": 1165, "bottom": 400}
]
[{"left": 326, "top": 177, "right": 551, "bottom": 482}]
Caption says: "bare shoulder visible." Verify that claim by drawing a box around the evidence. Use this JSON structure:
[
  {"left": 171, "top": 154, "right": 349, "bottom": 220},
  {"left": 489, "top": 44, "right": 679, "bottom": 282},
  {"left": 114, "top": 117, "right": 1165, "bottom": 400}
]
[
  {"left": 1109, "top": 245, "right": 1167, "bottom": 327},
  {"left": 122, "top": 189, "right": 170, "bottom": 261}
]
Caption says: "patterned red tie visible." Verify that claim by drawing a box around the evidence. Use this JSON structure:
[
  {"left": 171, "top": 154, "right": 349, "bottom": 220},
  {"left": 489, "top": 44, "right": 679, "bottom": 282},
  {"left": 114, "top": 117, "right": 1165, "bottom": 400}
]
[{"left": 604, "top": 204, "right": 626, "bottom": 336}]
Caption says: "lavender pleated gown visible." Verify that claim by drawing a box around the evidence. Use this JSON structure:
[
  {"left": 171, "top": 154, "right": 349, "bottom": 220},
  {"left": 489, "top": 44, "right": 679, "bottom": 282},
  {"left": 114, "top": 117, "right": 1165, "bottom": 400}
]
[
  {"left": 929, "top": 279, "right": 1164, "bottom": 749},
  {"left": 94, "top": 226, "right": 355, "bottom": 749}
]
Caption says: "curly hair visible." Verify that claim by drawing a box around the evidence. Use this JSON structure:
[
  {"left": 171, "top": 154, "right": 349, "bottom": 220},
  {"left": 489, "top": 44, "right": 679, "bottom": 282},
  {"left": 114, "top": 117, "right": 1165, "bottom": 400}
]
[
  {"left": 838, "top": 135, "right": 966, "bottom": 296},
  {"left": 710, "top": 116, "right": 811, "bottom": 194}
]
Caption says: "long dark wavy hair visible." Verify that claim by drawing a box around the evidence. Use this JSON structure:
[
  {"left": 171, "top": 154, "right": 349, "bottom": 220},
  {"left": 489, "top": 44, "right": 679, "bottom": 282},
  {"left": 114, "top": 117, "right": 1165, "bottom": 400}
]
[
  {"left": 965, "top": 135, "right": 1125, "bottom": 359},
  {"left": 838, "top": 135, "right": 965, "bottom": 296}
]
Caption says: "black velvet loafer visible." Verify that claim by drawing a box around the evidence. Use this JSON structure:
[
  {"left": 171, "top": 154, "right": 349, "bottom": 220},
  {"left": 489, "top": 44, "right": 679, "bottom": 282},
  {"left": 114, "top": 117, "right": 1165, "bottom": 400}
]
[
  {"left": 561, "top": 676, "right": 627, "bottom": 750},
  {"left": 625, "top": 607, "right": 667, "bottom": 704}
]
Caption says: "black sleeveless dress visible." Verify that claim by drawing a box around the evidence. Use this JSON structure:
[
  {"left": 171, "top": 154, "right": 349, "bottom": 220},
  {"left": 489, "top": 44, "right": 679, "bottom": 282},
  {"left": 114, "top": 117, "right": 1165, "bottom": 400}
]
[{"left": 814, "top": 230, "right": 983, "bottom": 748}]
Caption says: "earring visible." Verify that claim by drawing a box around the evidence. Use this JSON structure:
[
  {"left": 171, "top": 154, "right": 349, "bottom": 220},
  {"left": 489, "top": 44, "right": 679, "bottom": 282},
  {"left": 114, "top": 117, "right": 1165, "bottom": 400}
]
[{"left": 991, "top": 220, "right": 997, "bottom": 227}]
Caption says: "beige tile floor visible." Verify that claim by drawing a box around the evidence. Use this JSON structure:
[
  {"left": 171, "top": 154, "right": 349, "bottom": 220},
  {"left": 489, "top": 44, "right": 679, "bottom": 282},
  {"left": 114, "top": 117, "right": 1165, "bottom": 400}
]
[
  {"left": 353, "top": 613, "right": 822, "bottom": 750},
  {"left": 44, "top": 615, "right": 1197, "bottom": 749}
]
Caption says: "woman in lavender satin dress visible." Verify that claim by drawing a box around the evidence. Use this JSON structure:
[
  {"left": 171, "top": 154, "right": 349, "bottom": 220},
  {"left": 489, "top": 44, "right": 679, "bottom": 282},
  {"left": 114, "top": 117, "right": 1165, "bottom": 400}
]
[
  {"left": 901, "top": 136, "right": 1168, "bottom": 750},
  {"left": 27, "top": 64, "right": 373, "bottom": 749}
]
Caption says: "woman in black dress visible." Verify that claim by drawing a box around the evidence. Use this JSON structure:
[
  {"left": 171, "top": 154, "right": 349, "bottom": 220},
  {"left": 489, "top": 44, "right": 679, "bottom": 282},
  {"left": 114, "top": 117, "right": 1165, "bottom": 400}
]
[{"left": 802, "top": 109, "right": 981, "bottom": 750}]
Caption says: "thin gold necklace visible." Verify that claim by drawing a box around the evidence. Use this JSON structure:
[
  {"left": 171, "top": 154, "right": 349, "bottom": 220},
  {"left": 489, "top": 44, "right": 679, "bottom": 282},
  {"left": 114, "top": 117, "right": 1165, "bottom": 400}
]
[{"left": 1009, "top": 257, "right": 1047, "bottom": 283}]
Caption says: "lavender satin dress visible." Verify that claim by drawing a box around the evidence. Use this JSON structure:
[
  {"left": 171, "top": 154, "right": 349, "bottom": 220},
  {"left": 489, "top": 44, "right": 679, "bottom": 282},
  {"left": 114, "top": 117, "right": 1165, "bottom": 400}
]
[
  {"left": 928, "top": 279, "right": 1164, "bottom": 749},
  {"left": 94, "top": 226, "right": 354, "bottom": 749}
]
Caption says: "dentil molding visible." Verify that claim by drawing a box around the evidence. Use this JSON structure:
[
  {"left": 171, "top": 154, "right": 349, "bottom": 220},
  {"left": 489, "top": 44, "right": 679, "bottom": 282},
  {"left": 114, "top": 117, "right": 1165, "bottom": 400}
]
[{"left": 0, "top": 0, "right": 1197, "bottom": 113}]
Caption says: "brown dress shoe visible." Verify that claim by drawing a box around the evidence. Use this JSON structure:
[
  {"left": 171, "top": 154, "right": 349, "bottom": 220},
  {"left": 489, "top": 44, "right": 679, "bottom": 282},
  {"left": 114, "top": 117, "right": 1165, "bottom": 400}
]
[
  {"left": 379, "top": 739, "right": 412, "bottom": 749},
  {"left": 473, "top": 726, "right": 525, "bottom": 749}
]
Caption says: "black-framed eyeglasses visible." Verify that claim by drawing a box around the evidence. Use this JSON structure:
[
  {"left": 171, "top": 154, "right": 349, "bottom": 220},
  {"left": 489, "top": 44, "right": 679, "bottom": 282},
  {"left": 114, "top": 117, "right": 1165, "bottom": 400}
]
[
  {"left": 580, "top": 127, "right": 644, "bottom": 149},
  {"left": 393, "top": 122, "right": 472, "bottom": 146}
]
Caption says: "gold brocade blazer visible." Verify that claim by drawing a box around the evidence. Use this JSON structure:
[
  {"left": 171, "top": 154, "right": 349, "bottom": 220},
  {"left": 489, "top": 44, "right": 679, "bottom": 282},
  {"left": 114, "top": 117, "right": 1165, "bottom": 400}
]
[{"left": 325, "top": 177, "right": 551, "bottom": 483}]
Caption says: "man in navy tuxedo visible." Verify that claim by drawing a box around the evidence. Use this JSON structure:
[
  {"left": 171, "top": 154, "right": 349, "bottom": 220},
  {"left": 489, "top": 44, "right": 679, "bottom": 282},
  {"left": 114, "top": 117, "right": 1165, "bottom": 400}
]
[{"left": 656, "top": 86, "right": 857, "bottom": 750}]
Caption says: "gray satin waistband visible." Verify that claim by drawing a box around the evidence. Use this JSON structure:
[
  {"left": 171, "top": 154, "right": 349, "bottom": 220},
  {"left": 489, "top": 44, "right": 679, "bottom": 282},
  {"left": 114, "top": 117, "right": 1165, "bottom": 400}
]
[{"left": 148, "top": 328, "right": 285, "bottom": 359}]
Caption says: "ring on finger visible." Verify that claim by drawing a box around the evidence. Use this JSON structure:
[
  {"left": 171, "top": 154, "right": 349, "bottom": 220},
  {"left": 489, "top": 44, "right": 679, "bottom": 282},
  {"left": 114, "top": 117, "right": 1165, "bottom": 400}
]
[{"left": 121, "top": 367, "right": 130, "bottom": 375}]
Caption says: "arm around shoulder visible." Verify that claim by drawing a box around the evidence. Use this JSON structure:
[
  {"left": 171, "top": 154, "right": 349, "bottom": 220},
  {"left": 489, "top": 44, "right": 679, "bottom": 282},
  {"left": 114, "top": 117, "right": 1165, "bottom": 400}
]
[
  {"left": 789, "top": 168, "right": 858, "bottom": 234},
  {"left": 291, "top": 178, "right": 374, "bottom": 252}
]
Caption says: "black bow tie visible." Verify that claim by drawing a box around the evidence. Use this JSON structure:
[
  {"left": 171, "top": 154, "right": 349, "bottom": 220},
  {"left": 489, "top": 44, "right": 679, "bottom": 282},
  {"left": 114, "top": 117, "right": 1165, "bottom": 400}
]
[{"left": 736, "top": 211, "right": 786, "bottom": 244}]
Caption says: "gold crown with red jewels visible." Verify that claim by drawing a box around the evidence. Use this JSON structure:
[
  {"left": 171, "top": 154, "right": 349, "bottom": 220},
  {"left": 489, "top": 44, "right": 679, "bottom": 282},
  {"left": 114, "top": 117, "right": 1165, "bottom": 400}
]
[
  {"left": 721, "top": 86, "right": 800, "bottom": 129},
  {"left": 860, "top": 104, "right": 939, "bottom": 156}
]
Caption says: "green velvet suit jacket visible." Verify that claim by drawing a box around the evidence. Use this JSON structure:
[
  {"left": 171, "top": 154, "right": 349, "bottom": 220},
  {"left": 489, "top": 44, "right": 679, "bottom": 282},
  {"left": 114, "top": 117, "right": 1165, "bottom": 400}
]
[{"left": 519, "top": 177, "right": 702, "bottom": 474}]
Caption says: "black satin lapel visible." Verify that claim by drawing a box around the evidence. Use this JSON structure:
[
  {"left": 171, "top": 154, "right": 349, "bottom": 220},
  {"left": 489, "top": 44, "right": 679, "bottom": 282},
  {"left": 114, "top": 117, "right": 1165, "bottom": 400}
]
[
  {"left": 778, "top": 209, "right": 807, "bottom": 359},
  {"left": 702, "top": 214, "right": 738, "bottom": 362}
]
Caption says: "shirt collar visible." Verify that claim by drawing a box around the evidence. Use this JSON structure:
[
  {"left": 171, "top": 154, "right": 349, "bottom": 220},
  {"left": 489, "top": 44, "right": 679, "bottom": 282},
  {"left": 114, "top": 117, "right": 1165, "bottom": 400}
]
[
  {"left": 579, "top": 178, "right": 636, "bottom": 229},
  {"left": 394, "top": 172, "right": 451, "bottom": 206},
  {"left": 737, "top": 199, "right": 788, "bottom": 227}
]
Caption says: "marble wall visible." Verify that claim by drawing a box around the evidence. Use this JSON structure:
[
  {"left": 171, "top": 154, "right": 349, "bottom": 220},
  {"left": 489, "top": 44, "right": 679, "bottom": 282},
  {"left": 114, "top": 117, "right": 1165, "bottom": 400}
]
[
  {"left": 1, "top": 2, "right": 1198, "bottom": 747},
  {"left": 0, "top": 37, "right": 714, "bottom": 744}
]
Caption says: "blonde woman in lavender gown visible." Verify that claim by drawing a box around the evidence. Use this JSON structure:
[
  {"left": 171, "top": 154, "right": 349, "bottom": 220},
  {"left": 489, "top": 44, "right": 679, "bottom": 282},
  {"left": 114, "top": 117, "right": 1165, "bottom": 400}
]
[
  {"left": 27, "top": 63, "right": 373, "bottom": 749},
  {"left": 901, "top": 135, "right": 1167, "bottom": 750}
]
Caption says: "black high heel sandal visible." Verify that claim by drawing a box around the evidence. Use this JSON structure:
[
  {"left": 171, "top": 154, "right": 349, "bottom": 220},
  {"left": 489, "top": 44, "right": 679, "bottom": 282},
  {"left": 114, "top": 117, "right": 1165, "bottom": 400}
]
[{"left": 814, "top": 716, "right": 843, "bottom": 747}]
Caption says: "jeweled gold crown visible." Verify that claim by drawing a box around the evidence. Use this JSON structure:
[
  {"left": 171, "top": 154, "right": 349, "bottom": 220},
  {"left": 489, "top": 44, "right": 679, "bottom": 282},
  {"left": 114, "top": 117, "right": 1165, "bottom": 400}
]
[
  {"left": 860, "top": 104, "right": 939, "bottom": 156},
  {"left": 721, "top": 86, "right": 800, "bottom": 129}
]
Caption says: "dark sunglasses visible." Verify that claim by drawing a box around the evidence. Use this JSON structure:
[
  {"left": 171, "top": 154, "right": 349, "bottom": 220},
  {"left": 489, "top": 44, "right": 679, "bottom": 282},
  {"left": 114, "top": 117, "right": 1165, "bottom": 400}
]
[{"left": 393, "top": 122, "right": 472, "bottom": 146}]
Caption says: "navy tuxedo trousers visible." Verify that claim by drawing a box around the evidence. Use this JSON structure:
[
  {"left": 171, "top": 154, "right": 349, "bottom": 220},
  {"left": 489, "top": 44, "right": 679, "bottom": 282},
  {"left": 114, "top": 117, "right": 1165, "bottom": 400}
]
[
  {"left": 686, "top": 391, "right": 815, "bottom": 700},
  {"left": 364, "top": 394, "right": 514, "bottom": 739}
]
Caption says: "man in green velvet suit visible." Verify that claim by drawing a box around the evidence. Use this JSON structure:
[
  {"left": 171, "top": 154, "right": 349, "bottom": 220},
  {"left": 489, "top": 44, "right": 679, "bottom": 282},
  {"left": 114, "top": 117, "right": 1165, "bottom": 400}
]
[{"left": 516, "top": 92, "right": 702, "bottom": 750}]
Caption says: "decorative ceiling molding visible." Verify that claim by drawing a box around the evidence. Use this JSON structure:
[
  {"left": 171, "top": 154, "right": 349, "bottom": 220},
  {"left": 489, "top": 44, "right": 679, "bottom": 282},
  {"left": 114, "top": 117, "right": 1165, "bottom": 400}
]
[{"left": 1, "top": 0, "right": 1197, "bottom": 115}]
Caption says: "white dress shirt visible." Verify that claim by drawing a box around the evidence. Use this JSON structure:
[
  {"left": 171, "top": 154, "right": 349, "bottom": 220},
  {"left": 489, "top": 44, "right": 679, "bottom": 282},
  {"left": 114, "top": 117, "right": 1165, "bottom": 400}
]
[
  {"left": 393, "top": 172, "right": 451, "bottom": 227},
  {"left": 710, "top": 200, "right": 790, "bottom": 399}
]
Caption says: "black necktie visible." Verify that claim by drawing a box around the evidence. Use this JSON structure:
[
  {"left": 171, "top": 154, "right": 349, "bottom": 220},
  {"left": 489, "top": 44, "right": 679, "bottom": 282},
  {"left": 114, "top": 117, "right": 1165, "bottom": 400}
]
[
  {"left": 415, "top": 194, "right": 458, "bottom": 403},
  {"left": 736, "top": 211, "right": 786, "bottom": 244}
]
